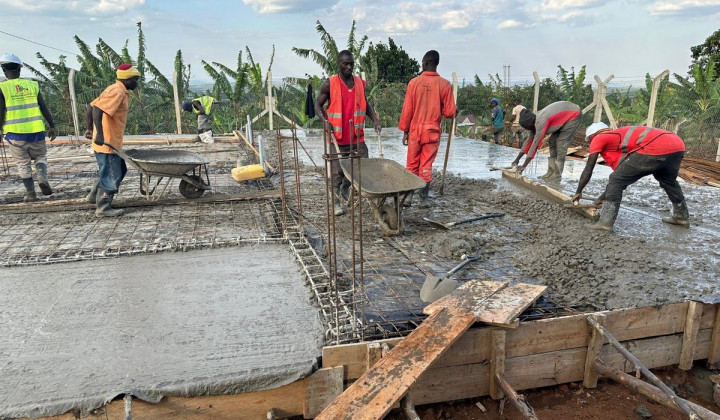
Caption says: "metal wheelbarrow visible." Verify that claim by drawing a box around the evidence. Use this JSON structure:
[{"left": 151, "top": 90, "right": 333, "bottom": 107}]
[
  {"left": 105, "top": 144, "right": 211, "bottom": 200},
  {"left": 340, "top": 158, "right": 426, "bottom": 236}
]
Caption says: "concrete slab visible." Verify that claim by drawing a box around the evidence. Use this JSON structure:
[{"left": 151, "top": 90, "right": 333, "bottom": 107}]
[{"left": 0, "top": 245, "right": 323, "bottom": 418}]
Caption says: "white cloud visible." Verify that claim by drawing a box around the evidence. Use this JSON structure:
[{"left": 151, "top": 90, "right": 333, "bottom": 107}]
[
  {"left": 0, "top": 0, "right": 145, "bottom": 15},
  {"left": 648, "top": 0, "right": 720, "bottom": 16},
  {"left": 242, "top": 0, "right": 339, "bottom": 13},
  {"left": 497, "top": 19, "right": 527, "bottom": 29},
  {"left": 541, "top": 0, "right": 605, "bottom": 10},
  {"left": 368, "top": 1, "right": 491, "bottom": 34}
]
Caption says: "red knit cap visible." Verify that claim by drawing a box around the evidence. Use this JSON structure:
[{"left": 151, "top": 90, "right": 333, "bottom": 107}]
[{"left": 116, "top": 63, "right": 140, "bottom": 79}]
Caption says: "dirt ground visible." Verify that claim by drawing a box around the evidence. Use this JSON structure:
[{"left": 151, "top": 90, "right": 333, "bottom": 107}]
[{"left": 384, "top": 366, "right": 720, "bottom": 420}]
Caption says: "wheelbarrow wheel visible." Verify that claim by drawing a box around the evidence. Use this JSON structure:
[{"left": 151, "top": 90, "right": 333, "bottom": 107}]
[
  {"left": 179, "top": 175, "right": 205, "bottom": 199},
  {"left": 381, "top": 204, "right": 399, "bottom": 230}
]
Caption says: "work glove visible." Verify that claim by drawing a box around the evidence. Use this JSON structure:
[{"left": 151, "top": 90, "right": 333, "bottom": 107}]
[{"left": 47, "top": 127, "right": 57, "bottom": 141}]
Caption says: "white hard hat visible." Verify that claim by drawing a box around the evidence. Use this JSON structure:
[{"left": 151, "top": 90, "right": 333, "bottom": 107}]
[
  {"left": 585, "top": 122, "right": 608, "bottom": 141},
  {"left": 0, "top": 53, "right": 22, "bottom": 67}
]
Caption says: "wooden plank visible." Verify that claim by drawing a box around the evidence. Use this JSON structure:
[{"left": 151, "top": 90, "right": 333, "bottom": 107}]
[
  {"left": 304, "top": 366, "right": 344, "bottom": 419},
  {"left": 680, "top": 301, "right": 703, "bottom": 370},
  {"left": 502, "top": 169, "right": 599, "bottom": 220},
  {"left": 490, "top": 330, "right": 506, "bottom": 399},
  {"left": 583, "top": 314, "right": 606, "bottom": 388},
  {"left": 708, "top": 303, "right": 720, "bottom": 368},
  {"left": 474, "top": 283, "right": 547, "bottom": 327},
  {"left": 423, "top": 280, "right": 508, "bottom": 317},
  {"left": 366, "top": 342, "right": 383, "bottom": 371},
  {"left": 316, "top": 308, "right": 475, "bottom": 420},
  {"left": 322, "top": 336, "right": 403, "bottom": 380}
]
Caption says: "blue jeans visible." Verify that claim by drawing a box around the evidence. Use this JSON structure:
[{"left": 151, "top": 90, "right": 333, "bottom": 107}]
[{"left": 95, "top": 152, "right": 127, "bottom": 193}]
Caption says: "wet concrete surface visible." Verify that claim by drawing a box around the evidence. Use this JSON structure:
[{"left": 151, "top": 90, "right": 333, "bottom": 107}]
[{"left": 0, "top": 246, "right": 323, "bottom": 418}]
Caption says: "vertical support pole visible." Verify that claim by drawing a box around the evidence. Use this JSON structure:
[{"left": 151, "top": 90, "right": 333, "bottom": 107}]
[
  {"left": 679, "top": 301, "right": 703, "bottom": 370},
  {"left": 172, "top": 70, "right": 182, "bottom": 135},
  {"left": 715, "top": 138, "right": 720, "bottom": 163},
  {"left": 583, "top": 314, "right": 606, "bottom": 388},
  {"left": 366, "top": 342, "right": 383, "bottom": 372},
  {"left": 708, "top": 303, "right": 720, "bottom": 369},
  {"left": 592, "top": 76, "right": 604, "bottom": 123},
  {"left": 646, "top": 70, "right": 669, "bottom": 127},
  {"left": 490, "top": 329, "right": 506, "bottom": 400},
  {"left": 247, "top": 115, "right": 253, "bottom": 147},
  {"left": 532, "top": 72, "right": 540, "bottom": 113},
  {"left": 68, "top": 69, "right": 80, "bottom": 139},
  {"left": 267, "top": 70, "right": 274, "bottom": 131}
]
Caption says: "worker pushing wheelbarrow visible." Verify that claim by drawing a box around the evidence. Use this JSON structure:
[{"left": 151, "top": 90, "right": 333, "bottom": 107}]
[
  {"left": 105, "top": 144, "right": 211, "bottom": 200},
  {"left": 323, "top": 122, "right": 425, "bottom": 236}
]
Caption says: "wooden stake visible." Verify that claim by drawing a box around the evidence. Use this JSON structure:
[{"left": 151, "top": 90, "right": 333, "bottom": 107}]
[
  {"left": 680, "top": 301, "right": 703, "bottom": 370},
  {"left": 400, "top": 394, "right": 421, "bottom": 420},
  {"left": 438, "top": 72, "right": 458, "bottom": 196},
  {"left": 594, "top": 362, "right": 720, "bottom": 420},
  {"left": 490, "top": 329, "right": 506, "bottom": 399},
  {"left": 587, "top": 316, "right": 701, "bottom": 419},
  {"left": 709, "top": 304, "right": 720, "bottom": 369},
  {"left": 494, "top": 373, "right": 539, "bottom": 420},
  {"left": 366, "top": 342, "right": 383, "bottom": 371},
  {"left": 583, "top": 314, "right": 606, "bottom": 388}
]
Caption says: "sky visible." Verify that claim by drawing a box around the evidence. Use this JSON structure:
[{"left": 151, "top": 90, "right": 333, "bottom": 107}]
[{"left": 1, "top": 0, "right": 719, "bottom": 87}]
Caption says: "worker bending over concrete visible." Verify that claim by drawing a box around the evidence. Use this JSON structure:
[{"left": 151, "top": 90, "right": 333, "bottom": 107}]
[
  {"left": 182, "top": 96, "right": 218, "bottom": 142},
  {"left": 0, "top": 53, "right": 57, "bottom": 202},
  {"left": 572, "top": 123, "right": 689, "bottom": 231},
  {"left": 510, "top": 101, "right": 582, "bottom": 181},
  {"left": 398, "top": 50, "right": 457, "bottom": 207},
  {"left": 315, "top": 50, "right": 382, "bottom": 216}
]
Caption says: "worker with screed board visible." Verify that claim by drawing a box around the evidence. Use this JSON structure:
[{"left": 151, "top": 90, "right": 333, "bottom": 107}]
[
  {"left": 0, "top": 53, "right": 57, "bottom": 202},
  {"left": 572, "top": 122, "right": 689, "bottom": 232},
  {"left": 398, "top": 50, "right": 457, "bottom": 208},
  {"left": 315, "top": 50, "right": 382, "bottom": 216},
  {"left": 510, "top": 101, "right": 582, "bottom": 181}
]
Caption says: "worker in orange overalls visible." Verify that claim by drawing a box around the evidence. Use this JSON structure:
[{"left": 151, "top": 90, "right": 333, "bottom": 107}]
[
  {"left": 398, "top": 50, "right": 457, "bottom": 207},
  {"left": 315, "top": 50, "right": 382, "bottom": 216}
]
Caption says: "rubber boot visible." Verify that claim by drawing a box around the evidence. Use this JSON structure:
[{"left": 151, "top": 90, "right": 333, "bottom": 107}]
[
  {"left": 95, "top": 188, "right": 125, "bottom": 217},
  {"left": 403, "top": 191, "right": 414, "bottom": 207},
  {"left": 35, "top": 162, "right": 52, "bottom": 195},
  {"left": 539, "top": 158, "right": 557, "bottom": 179},
  {"left": 86, "top": 182, "right": 99, "bottom": 204},
  {"left": 546, "top": 157, "right": 565, "bottom": 182},
  {"left": 332, "top": 186, "right": 346, "bottom": 216},
  {"left": 418, "top": 184, "right": 431, "bottom": 208},
  {"left": 589, "top": 200, "right": 620, "bottom": 232},
  {"left": 662, "top": 200, "right": 690, "bottom": 228},
  {"left": 21, "top": 177, "right": 37, "bottom": 202}
]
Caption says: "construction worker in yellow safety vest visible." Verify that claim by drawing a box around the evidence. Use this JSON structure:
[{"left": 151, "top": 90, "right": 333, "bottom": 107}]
[
  {"left": 182, "top": 96, "right": 218, "bottom": 142},
  {"left": 0, "top": 53, "right": 57, "bottom": 202}
]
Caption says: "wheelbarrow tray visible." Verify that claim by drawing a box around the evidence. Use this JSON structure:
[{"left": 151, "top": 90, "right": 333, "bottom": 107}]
[
  {"left": 339, "top": 158, "right": 425, "bottom": 197},
  {"left": 124, "top": 149, "right": 210, "bottom": 177}
]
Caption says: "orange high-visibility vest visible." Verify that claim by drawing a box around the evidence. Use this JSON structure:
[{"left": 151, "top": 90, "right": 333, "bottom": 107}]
[{"left": 327, "top": 75, "right": 366, "bottom": 144}]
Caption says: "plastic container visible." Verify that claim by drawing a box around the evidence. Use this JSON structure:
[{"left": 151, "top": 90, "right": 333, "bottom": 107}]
[{"left": 231, "top": 164, "right": 266, "bottom": 182}]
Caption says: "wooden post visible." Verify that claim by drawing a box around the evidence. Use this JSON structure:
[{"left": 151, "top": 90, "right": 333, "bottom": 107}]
[
  {"left": 532, "top": 72, "right": 540, "bottom": 113},
  {"left": 267, "top": 71, "right": 274, "bottom": 131},
  {"left": 400, "top": 394, "right": 421, "bottom": 420},
  {"left": 583, "top": 314, "right": 606, "bottom": 388},
  {"left": 594, "top": 362, "right": 720, "bottom": 420},
  {"left": 172, "top": 70, "right": 183, "bottom": 135},
  {"left": 716, "top": 138, "right": 720, "bottom": 163},
  {"left": 366, "top": 342, "right": 383, "bottom": 371},
  {"left": 438, "top": 72, "right": 458, "bottom": 196},
  {"left": 708, "top": 304, "right": 720, "bottom": 369},
  {"left": 593, "top": 75, "right": 617, "bottom": 129},
  {"left": 67, "top": 69, "right": 80, "bottom": 139},
  {"left": 490, "top": 329, "right": 506, "bottom": 399},
  {"left": 646, "top": 70, "right": 669, "bottom": 127},
  {"left": 680, "top": 301, "right": 703, "bottom": 370},
  {"left": 495, "top": 373, "right": 539, "bottom": 420},
  {"left": 303, "top": 366, "right": 344, "bottom": 418}
]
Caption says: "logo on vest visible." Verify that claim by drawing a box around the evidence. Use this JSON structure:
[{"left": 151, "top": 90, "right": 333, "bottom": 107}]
[{"left": 14, "top": 84, "right": 29, "bottom": 93}]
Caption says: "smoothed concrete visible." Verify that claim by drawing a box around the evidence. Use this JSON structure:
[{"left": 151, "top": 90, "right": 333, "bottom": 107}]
[{"left": 0, "top": 245, "right": 323, "bottom": 418}]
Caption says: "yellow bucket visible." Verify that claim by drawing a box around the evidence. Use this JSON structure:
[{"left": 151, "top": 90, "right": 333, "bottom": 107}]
[{"left": 231, "top": 164, "right": 266, "bottom": 182}]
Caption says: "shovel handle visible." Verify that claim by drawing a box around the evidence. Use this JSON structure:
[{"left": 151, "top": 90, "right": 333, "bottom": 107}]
[
  {"left": 449, "top": 212, "right": 505, "bottom": 227},
  {"left": 446, "top": 254, "right": 481, "bottom": 275}
]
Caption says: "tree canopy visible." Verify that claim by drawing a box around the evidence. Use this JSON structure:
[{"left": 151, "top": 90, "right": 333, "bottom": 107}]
[{"left": 362, "top": 38, "right": 419, "bottom": 85}]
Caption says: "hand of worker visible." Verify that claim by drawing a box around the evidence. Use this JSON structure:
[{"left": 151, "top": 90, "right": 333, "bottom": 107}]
[
  {"left": 515, "top": 165, "right": 525, "bottom": 175},
  {"left": 571, "top": 193, "right": 582, "bottom": 206},
  {"left": 592, "top": 197, "right": 604, "bottom": 208},
  {"left": 47, "top": 127, "right": 57, "bottom": 141},
  {"left": 94, "top": 133, "right": 105, "bottom": 146},
  {"left": 402, "top": 132, "right": 409, "bottom": 146},
  {"left": 84, "top": 129, "right": 93, "bottom": 140},
  {"left": 373, "top": 119, "right": 382, "bottom": 135}
]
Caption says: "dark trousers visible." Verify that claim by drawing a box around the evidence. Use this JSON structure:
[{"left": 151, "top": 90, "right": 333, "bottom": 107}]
[
  {"left": 330, "top": 142, "right": 369, "bottom": 189},
  {"left": 604, "top": 151, "right": 685, "bottom": 203}
]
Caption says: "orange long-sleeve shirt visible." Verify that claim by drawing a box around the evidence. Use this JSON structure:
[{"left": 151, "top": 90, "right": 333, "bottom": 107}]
[{"left": 398, "top": 71, "right": 456, "bottom": 143}]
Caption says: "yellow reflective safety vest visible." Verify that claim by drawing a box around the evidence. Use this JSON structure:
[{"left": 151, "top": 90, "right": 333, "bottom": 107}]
[
  {"left": 0, "top": 78, "right": 45, "bottom": 133},
  {"left": 193, "top": 96, "right": 215, "bottom": 115}
]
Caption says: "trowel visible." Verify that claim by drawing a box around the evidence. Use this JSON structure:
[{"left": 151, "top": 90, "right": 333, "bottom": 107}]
[
  {"left": 423, "top": 212, "right": 505, "bottom": 230},
  {"left": 420, "top": 254, "right": 481, "bottom": 303}
]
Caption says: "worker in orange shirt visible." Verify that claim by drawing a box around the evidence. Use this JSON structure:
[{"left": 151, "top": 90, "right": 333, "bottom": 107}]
[{"left": 398, "top": 50, "right": 457, "bottom": 207}]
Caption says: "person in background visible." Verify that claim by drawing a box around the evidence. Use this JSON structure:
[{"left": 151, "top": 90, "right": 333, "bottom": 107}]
[
  {"left": 88, "top": 63, "right": 140, "bottom": 217},
  {"left": 509, "top": 99, "right": 526, "bottom": 148},
  {"left": 0, "top": 53, "right": 57, "bottom": 202},
  {"left": 398, "top": 50, "right": 457, "bottom": 207},
  {"left": 481, "top": 98, "right": 504, "bottom": 144},
  {"left": 182, "top": 95, "right": 218, "bottom": 142},
  {"left": 572, "top": 122, "right": 689, "bottom": 231}
]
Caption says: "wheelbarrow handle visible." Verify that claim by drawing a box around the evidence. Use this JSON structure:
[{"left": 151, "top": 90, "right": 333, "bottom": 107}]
[
  {"left": 446, "top": 254, "right": 482, "bottom": 276},
  {"left": 101, "top": 142, "right": 131, "bottom": 161}
]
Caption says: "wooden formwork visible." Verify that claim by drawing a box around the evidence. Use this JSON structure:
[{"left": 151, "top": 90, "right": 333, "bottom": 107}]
[{"left": 29, "top": 300, "right": 720, "bottom": 419}]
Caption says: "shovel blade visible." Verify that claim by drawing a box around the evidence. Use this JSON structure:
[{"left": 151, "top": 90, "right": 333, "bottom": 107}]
[{"left": 420, "top": 274, "right": 459, "bottom": 303}]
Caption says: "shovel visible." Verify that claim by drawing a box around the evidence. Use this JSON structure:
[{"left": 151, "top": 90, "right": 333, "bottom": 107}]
[
  {"left": 423, "top": 212, "right": 505, "bottom": 230},
  {"left": 420, "top": 254, "right": 481, "bottom": 303}
]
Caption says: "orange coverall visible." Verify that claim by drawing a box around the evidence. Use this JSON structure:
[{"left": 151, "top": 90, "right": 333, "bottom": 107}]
[{"left": 398, "top": 71, "right": 456, "bottom": 183}]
